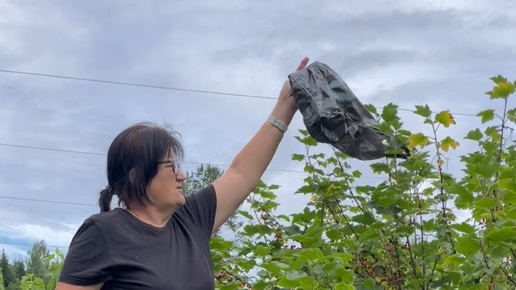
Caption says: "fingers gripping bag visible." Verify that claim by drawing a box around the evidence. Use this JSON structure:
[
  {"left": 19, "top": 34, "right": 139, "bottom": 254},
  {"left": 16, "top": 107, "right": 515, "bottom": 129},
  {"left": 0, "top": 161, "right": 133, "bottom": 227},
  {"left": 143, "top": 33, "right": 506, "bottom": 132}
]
[{"left": 288, "top": 61, "right": 410, "bottom": 161}]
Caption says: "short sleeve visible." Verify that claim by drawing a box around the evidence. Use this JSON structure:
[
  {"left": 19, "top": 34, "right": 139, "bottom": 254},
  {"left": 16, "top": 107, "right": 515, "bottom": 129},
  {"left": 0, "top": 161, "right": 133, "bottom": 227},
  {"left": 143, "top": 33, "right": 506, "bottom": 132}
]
[
  {"left": 181, "top": 184, "right": 217, "bottom": 236},
  {"left": 58, "top": 218, "right": 114, "bottom": 286}
]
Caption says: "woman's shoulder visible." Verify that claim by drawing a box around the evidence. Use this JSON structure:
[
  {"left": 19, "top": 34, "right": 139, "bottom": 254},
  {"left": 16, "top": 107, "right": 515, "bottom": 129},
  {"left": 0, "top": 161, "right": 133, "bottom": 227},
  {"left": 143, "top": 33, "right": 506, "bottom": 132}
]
[
  {"left": 84, "top": 208, "right": 126, "bottom": 225},
  {"left": 74, "top": 208, "right": 130, "bottom": 236}
]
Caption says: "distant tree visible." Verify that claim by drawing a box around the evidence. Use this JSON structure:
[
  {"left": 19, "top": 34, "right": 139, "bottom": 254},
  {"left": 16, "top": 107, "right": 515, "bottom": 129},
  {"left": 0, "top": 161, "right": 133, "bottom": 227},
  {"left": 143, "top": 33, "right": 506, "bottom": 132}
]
[
  {"left": 10, "top": 259, "right": 25, "bottom": 281},
  {"left": 0, "top": 249, "right": 16, "bottom": 289},
  {"left": 25, "top": 240, "right": 50, "bottom": 285},
  {"left": 5, "top": 280, "right": 19, "bottom": 290},
  {"left": 6, "top": 259, "right": 24, "bottom": 290},
  {"left": 0, "top": 249, "right": 9, "bottom": 288},
  {"left": 182, "top": 163, "right": 224, "bottom": 197}
]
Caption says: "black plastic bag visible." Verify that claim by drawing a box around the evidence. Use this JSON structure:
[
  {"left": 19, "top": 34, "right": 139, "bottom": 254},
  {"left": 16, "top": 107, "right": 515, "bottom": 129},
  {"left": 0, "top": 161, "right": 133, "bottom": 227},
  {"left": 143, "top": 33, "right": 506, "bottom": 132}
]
[{"left": 288, "top": 61, "right": 409, "bottom": 161}]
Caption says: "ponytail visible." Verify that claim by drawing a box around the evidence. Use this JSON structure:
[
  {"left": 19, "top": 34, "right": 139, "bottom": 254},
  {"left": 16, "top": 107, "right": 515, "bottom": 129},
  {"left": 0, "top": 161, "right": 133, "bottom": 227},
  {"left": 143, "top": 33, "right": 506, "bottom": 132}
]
[{"left": 99, "top": 185, "right": 114, "bottom": 212}]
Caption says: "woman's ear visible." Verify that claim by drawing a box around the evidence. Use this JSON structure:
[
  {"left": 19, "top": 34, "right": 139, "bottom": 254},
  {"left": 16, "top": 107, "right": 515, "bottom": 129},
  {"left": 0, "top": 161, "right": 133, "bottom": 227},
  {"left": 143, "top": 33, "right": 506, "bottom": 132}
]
[{"left": 128, "top": 168, "right": 136, "bottom": 185}]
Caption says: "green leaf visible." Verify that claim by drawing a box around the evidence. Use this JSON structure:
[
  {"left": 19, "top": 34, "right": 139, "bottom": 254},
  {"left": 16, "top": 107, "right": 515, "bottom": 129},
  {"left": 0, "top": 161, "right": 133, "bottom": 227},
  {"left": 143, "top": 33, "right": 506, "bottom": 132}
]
[
  {"left": 326, "top": 229, "right": 342, "bottom": 240},
  {"left": 294, "top": 248, "right": 323, "bottom": 262},
  {"left": 381, "top": 103, "right": 398, "bottom": 123},
  {"left": 435, "top": 110, "right": 456, "bottom": 127},
  {"left": 304, "top": 136, "right": 318, "bottom": 146},
  {"left": 351, "top": 212, "right": 376, "bottom": 225},
  {"left": 261, "top": 261, "right": 288, "bottom": 274},
  {"left": 370, "top": 187, "right": 398, "bottom": 209},
  {"left": 490, "top": 75, "right": 507, "bottom": 84},
  {"left": 414, "top": 104, "right": 432, "bottom": 118},
  {"left": 407, "top": 133, "right": 430, "bottom": 150},
  {"left": 254, "top": 245, "right": 270, "bottom": 257},
  {"left": 364, "top": 103, "right": 378, "bottom": 115},
  {"left": 475, "top": 158, "right": 499, "bottom": 179},
  {"left": 370, "top": 162, "right": 390, "bottom": 174},
  {"left": 487, "top": 78, "right": 515, "bottom": 99},
  {"left": 259, "top": 191, "right": 276, "bottom": 199},
  {"left": 297, "top": 184, "right": 314, "bottom": 194},
  {"left": 277, "top": 276, "right": 299, "bottom": 288},
  {"left": 298, "top": 276, "right": 317, "bottom": 289},
  {"left": 499, "top": 178, "right": 516, "bottom": 194},
  {"left": 237, "top": 210, "right": 253, "bottom": 220},
  {"left": 485, "top": 226, "right": 515, "bottom": 242},
  {"left": 507, "top": 108, "right": 516, "bottom": 122},
  {"left": 442, "top": 254, "right": 466, "bottom": 268},
  {"left": 277, "top": 214, "right": 290, "bottom": 222},
  {"left": 334, "top": 282, "right": 355, "bottom": 290},
  {"left": 455, "top": 236, "right": 479, "bottom": 255},
  {"left": 465, "top": 128, "right": 483, "bottom": 141},
  {"left": 503, "top": 207, "right": 516, "bottom": 219},
  {"left": 450, "top": 222, "right": 476, "bottom": 234},
  {"left": 284, "top": 225, "right": 302, "bottom": 235},
  {"left": 335, "top": 268, "right": 354, "bottom": 283},
  {"left": 292, "top": 153, "right": 305, "bottom": 161},
  {"left": 285, "top": 269, "right": 307, "bottom": 280},
  {"left": 397, "top": 129, "right": 412, "bottom": 137},
  {"left": 475, "top": 197, "right": 499, "bottom": 209},
  {"left": 477, "top": 109, "right": 495, "bottom": 124},
  {"left": 362, "top": 279, "right": 376, "bottom": 289},
  {"left": 352, "top": 170, "right": 362, "bottom": 178},
  {"left": 440, "top": 136, "right": 459, "bottom": 152}
]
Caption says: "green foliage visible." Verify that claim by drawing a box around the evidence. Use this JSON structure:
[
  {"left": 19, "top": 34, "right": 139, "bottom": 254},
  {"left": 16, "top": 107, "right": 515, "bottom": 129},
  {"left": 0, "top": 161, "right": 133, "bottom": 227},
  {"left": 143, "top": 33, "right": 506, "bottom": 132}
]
[
  {"left": 208, "top": 75, "right": 516, "bottom": 289},
  {"left": 10, "top": 75, "right": 516, "bottom": 289}
]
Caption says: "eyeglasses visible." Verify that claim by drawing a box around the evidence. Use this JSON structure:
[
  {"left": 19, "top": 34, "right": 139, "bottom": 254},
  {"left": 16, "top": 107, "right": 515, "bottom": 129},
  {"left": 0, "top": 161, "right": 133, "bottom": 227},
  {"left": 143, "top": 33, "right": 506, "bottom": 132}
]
[{"left": 157, "top": 160, "right": 181, "bottom": 175}]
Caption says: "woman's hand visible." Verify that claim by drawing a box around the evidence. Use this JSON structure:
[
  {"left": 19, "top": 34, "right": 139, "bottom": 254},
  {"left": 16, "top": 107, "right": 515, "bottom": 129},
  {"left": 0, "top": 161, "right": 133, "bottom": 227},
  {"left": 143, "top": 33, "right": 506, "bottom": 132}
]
[{"left": 272, "top": 57, "right": 310, "bottom": 124}]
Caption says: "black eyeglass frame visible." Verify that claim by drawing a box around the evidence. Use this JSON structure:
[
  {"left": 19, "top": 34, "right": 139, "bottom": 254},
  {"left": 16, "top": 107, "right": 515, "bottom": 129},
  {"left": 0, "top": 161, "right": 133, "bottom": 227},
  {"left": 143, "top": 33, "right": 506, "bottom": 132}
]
[{"left": 157, "top": 160, "right": 181, "bottom": 175}]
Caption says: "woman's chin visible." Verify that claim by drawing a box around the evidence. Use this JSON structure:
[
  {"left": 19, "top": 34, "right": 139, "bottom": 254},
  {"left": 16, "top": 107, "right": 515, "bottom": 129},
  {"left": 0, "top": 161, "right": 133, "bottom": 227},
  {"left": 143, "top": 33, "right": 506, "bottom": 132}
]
[{"left": 175, "top": 194, "right": 186, "bottom": 206}]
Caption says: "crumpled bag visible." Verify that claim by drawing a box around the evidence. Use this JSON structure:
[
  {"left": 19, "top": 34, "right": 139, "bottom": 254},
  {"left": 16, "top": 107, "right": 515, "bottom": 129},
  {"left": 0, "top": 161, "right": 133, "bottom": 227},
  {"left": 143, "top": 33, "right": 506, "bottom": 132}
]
[{"left": 288, "top": 61, "right": 410, "bottom": 161}]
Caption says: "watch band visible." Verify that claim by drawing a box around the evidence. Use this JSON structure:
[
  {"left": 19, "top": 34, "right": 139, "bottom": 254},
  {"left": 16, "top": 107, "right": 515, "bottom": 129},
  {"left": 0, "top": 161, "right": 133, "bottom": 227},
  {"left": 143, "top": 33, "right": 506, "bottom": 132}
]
[{"left": 267, "top": 115, "right": 288, "bottom": 133}]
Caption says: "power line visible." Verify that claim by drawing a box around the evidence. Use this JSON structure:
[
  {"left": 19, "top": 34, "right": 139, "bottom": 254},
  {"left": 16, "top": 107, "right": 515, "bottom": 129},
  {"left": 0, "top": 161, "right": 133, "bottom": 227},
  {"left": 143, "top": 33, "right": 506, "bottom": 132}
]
[
  {"left": 0, "top": 142, "right": 385, "bottom": 178},
  {"left": 0, "top": 69, "right": 478, "bottom": 117},
  {"left": 0, "top": 195, "right": 94, "bottom": 207},
  {"left": 0, "top": 69, "right": 275, "bottom": 100},
  {"left": 0, "top": 143, "right": 103, "bottom": 156},
  {"left": 0, "top": 142, "right": 388, "bottom": 208}
]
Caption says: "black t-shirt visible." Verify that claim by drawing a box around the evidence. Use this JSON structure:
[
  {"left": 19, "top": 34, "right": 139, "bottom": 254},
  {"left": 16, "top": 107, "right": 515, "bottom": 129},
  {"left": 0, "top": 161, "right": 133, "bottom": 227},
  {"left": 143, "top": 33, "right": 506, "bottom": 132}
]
[{"left": 58, "top": 185, "right": 218, "bottom": 290}]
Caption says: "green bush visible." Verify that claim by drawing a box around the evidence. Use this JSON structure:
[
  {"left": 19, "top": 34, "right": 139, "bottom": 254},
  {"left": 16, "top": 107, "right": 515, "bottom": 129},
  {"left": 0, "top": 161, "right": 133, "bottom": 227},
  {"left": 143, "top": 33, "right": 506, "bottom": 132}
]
[{"left": 210, "top": 75, "right": 516, "bottom": 290}]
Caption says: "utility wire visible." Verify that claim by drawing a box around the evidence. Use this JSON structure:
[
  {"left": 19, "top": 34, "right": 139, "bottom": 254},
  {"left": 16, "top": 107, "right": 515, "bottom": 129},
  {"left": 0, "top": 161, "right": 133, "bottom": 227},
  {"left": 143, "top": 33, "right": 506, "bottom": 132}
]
[
  {"left": 0, "top": 195, "right": 95, "bottom": 207},
  {"left": 0, "top": 143, "right": 103, "bottom": 156},
  {"left": 0, "top": 69, "right": 478, "bottom": 117},
  {"left": 0, "top": 142, "right": 385, "bottom": 178},
  {"left": 0, "top": 69, "right": 275, "bottom": 100},
  {"left": 0, "top": 142, "right": 387, "bottom": 208}
]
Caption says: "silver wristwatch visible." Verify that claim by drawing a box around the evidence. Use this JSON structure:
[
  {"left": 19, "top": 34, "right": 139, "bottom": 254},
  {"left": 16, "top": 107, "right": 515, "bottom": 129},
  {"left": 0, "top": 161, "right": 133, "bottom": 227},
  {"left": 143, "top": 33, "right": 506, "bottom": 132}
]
[{"left": 267, "top": 115, "right": 288, "bottom": 133}]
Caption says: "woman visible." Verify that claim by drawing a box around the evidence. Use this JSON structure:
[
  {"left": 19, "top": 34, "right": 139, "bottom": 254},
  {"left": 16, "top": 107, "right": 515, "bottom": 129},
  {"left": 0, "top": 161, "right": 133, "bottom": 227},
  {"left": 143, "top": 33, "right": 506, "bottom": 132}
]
[{"left": 56, "top": 57, "right": 310, "bottom": 290}]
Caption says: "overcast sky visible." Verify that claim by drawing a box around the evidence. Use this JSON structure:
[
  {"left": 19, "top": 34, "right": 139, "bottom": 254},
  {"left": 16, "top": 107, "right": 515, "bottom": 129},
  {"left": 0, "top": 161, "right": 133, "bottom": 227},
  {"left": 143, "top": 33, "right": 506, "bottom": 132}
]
[{"left": 1, "top": 0, "right": 515, "bottom": 260}]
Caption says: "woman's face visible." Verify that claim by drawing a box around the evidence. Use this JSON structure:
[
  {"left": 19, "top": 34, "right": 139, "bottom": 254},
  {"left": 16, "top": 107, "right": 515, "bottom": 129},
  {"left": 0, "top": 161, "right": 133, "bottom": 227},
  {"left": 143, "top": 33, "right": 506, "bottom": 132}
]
[{"left": 146, "top": 152, "right": 186, "bottom": 211}]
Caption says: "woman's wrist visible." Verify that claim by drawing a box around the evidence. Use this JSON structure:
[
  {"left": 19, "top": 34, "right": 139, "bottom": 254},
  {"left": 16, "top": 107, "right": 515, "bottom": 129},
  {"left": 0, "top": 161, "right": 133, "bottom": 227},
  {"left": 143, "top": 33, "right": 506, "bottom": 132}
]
[{"left": 270, "top": 101, "right": 297, "bottom": 125}]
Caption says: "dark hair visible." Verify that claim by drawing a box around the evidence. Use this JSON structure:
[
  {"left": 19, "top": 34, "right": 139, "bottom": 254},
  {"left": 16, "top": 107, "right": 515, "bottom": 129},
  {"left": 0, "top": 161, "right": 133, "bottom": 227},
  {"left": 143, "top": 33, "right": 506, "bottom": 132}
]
[{"left": 98, "top": 122, "right": 184, "bottom": 212}]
